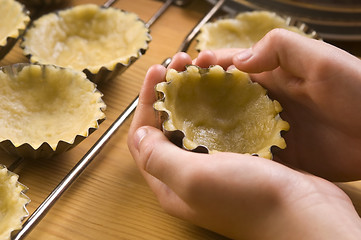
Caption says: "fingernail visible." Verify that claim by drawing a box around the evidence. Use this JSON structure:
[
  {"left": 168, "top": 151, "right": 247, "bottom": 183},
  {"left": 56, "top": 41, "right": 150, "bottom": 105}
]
[
  {"left": 227, "top": 65, "right": 236, "bottom": 70},
  {"left": 234, "top": 48, "right": 253, "bottom": 62},
  {"left": 134, "top": 127, "right": 148, "bottom": 151}
]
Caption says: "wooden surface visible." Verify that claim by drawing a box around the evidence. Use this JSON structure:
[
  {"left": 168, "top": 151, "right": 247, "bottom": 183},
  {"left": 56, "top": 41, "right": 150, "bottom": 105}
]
[{"left": 0, "top": 0, "right": 361, "bottom": 239}]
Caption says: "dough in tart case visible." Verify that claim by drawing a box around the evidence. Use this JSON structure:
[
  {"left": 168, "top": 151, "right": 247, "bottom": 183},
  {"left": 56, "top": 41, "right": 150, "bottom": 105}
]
[
  {"left": 22, "top": 4, "right": 151, "bottom": 83},
  {"left": 0, "top": 0, "right": 30, "bottom": 59},
  {"left": 154, "top": 65, "right": 289, "bottom": 159},
  {"left": 0, "top": 165, "right": 30, "bottom": 240},
  {"left": 0, "top": 64, "right": 106, "bottom": 159},
  {"left": 196, "top": 10, "right": 316, "bottom": 51}
]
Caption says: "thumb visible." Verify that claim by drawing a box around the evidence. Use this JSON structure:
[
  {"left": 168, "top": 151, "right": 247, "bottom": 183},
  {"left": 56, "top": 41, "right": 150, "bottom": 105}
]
[{"left": 132, "top": 126, "right": 191, "bottom": 184}]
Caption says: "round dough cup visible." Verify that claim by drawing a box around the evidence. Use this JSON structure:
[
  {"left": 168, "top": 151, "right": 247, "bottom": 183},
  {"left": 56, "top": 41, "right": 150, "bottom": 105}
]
[
  {"left": 196, "top": 10, "right": 320, "bottom": 51},
  {"left": 0, "top": 165, "right": 30, "bottom": 240},
  {"left": 154, "top": 65, "right": 290, "bottom": 159},
  {"left": 0, "top": 63, "right": 106, "bottom": 159},
  {"left": 0, "top": 0, "right": 30, "bottom": 60},
  {"left": 21, "top": 4, "right": 151, "bottom": 84}
]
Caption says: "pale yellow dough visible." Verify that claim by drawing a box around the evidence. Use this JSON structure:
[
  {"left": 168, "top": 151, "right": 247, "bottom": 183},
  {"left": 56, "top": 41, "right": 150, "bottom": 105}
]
[
  {"left": 0, "top": 166, "right": 29, "bottom": 240},
  {"left": 0, "top": 0, "right": 29, "bottom": 46},
  {"left": 22, "top": 4, "right": 150, "bottom": 73},
  {"left": 154, "top": 65, "right": 289, "bottom": 159},
  {"left": 196, "top": 11, "right": 312, "bottom": 50},
  {"left": 0, "top": 64, "right": 106, "bottom": 150}
]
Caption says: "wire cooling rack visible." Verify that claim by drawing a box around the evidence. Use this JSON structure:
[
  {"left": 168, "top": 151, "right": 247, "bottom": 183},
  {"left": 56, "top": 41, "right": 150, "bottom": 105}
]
[{"left": 5, "top": 0, "right": 227, "bottom": 239}]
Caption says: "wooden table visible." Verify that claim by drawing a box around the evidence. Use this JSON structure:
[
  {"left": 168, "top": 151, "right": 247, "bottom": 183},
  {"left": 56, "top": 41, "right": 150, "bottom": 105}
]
[{"left": 1, "top": 0, "right": 360, "bottom": 239}]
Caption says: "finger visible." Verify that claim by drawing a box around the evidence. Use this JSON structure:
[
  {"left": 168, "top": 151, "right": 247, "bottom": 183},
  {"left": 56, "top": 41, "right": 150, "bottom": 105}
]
[
  {"left": 232, "top": 28, "right": 339, "bottom": 78},
  {"left": 139, "top": 64, "right": 166, "bottom": 107},
  {"left": 131, "top": 126, "right": 196, "bottom": 217},
  {"left": 133, "top": 125, "right": 221, "bottom": 201},
  {"left": 193, "top": 50, "right": 217, "bottom": 68},
  {"left": 134, "top": 126, "right": 192, "bottom": 186},
  {"left": 193, "top": 48, "right": 244, "bottom": 69},
  {"left": 167, "top": 52, "right": 192, "bottom": 71},
  {"left": 211, "top": 48, "right": 244, "bottom": 69},
  {"left": 128, "top": 64, "right": 166, "bottom": 154}
]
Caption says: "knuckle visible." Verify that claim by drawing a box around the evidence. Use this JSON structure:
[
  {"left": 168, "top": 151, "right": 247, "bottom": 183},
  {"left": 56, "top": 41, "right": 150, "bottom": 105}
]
[
  {"left": 265, "top": 28, "right": 290, "bottom": 41},
  {"left": 259, "top": 28, "right": 292, "bottom": 51}
]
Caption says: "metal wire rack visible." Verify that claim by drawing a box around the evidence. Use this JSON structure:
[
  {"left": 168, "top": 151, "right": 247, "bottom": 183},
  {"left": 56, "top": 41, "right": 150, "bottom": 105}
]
[{"left": 7, "top": 0, "right": 227, "bottom": 239}]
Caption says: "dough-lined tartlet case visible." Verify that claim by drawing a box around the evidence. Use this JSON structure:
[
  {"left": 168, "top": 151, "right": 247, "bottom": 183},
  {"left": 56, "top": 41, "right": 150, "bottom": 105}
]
[
  {"left": 21, "top": 4, "right": 151, "bottom": 83},
  {"left": 196, "top": 10, "right": 319, "bottom": 51},
  {"left": 0, "top": 0, "right": 30, "bottom": 60},
  {"left": 0, "top": 165, "right": 30, "bottom": 240},
  {"left": 154, "top": 65, "right": 289, "bottom": 159},
  {"left": 0, "top": 64, "right": 106, "bottom": 159}
]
